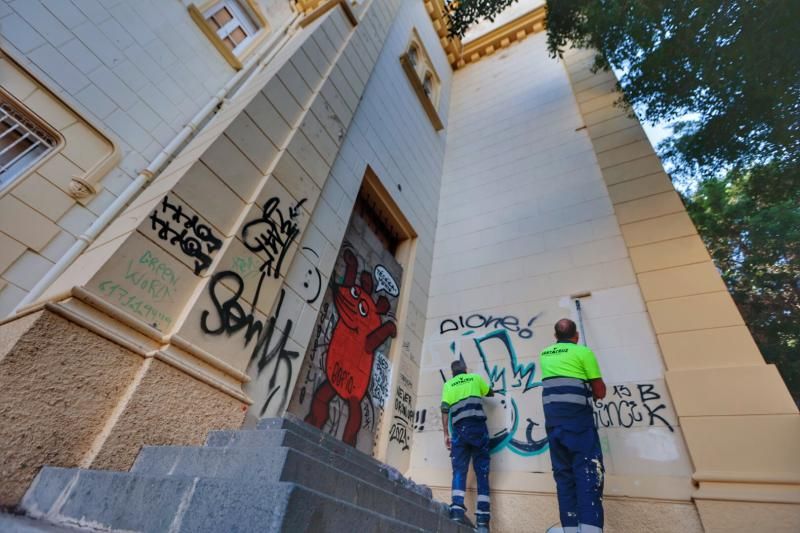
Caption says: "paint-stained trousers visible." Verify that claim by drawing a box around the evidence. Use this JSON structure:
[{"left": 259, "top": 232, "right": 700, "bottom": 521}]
[
  {"left": 450, "top": 419, "right": 491, "bottom": 525},
  {"left": 546, "top": 423, "right": 604, "bottom": 533}
]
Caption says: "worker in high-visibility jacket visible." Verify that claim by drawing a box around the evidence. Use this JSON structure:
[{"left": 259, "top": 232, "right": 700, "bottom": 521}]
[
  {"left": 441, "top": 359, "right": 494, "bottom": 531},
  {"left": 539, "top": 318, "right": 607, "bottom": 533}
]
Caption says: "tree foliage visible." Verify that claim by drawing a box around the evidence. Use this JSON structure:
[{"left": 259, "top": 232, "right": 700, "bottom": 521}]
[
  {"left": 684, "top": 162, "right": 799, "bottom": 400},
  {"left": 445, "top": 0, "right": 522, "bottom": 39},
  {"left": 450, "top": 1, "right": 800, "bottom": 178}
]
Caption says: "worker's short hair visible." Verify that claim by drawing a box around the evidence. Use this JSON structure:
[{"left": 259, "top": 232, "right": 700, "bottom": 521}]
[
  {"left": 451, "top": 359, "right": 467, "bottom": 374},
  {"left": 555, "top": 318, "right": 577, "bottom": 341}
]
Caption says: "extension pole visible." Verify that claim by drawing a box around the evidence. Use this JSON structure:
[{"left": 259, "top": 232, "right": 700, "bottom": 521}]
[
  {"left": 569, "top": 290, "right": 591, "bottom": 346},
  {"left": 575, "top": 299, "right": 587, "bottom": 345}
]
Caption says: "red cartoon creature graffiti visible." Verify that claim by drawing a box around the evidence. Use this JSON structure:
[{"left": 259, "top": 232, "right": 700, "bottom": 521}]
[{"left": 305, "top": 249, "right": 397, "bottom": 446}]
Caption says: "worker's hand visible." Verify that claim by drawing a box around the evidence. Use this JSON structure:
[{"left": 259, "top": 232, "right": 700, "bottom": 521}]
[{"left": 444, "top": 434, "right": 451, "bottom": 450}]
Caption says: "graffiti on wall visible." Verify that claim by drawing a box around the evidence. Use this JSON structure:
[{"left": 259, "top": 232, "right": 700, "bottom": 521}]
[
  {"left": 96, "top": 247, "right": 180, "bottom": 329},
  {"left": 439, "top": 312, "right": 541, "bottom": 339},
  {"left": 370, "top": 351, "right": 391, "bottom": 408},
  {"left": 388, "top": 372, "right": 414, "bottom": 451},
  {"left": 289, "top": 225, "right": 403, "bottom": 453},
  {"left": 199, "top": 195, "right": 313, "bottom": 416},
  {"left": 422, "top": 313, "right": 550, "bottom": 457},
  {"left": 302, "top": 248, "right": 398, "bottom": 446},
  {"left": 593, "top": 382, "right": 675, "bottom": 432},
  {"left": 241, "top": 197, "right": 306, "bottom": 279},
  {"left": 420, "top": 311, "right": 681, "bottom": 472},
  {"left": 149, "top": 194, "right": 222, "bottom": 275}
]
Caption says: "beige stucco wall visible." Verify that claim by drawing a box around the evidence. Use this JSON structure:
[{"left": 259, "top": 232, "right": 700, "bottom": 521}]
[
  {"left": 696, "top": 500, "right": 800, "bottom": 533},
  {"left": 0, "top": 0, "right": 298, "bottom": 316},
  {"left": 432, "top": 487, "right": 704, "bottom": 533},
  {"left": 0, "top": 53, "right": 117, "bottom": 316},
  {"left": 88, "top": 358, "right": 246, "bottom": 471},
  {"left": 0, "top": 309, "right": 244, "bottom": 506},
  {"left": 411, "top": 29, "right": 695, "bottom": 512},
  {"left": 560, "top": 45, "right": 800, "bottom": 531},
  {"left": 0, "top": 0, "right": 443, "bottom": 504},
  {"left": 0, "top": 310, "right": 140, "bottom": 506}
]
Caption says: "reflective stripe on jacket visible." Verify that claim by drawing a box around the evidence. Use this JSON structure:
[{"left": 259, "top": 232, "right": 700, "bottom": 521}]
[{"left": 541, "top": 376, "right": 594, "bottom": 427}]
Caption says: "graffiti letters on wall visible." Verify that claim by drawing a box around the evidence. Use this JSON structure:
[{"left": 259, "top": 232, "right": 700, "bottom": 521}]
[
  {"left": 419, "top": 310, "right": 681, "bottom": 475},
  {"left": 96, "top": 247, "right": 180, "bottom": 329},
  {"left": 593, "top": 382, "right": 675, "bottom": 432},
  {"left": 95, "top": 195, "right": 226, "bottom": 331},
  {"left": 149, "top": 195, "right": 222, "bottom": 275},
  {"left": 422, "top": 313, "right": 550, "bottom": 458},
  {"left": 289, "top": 218, "right": 403, "bottom": 454},
  {"left": 388, "top": 373, "right": 414, "bottom": 451},
  {"left": 199, "top": 195, "right": 312, "bottom": 417},
  {"left": 439, "top": 312, "right": 540, "bottom": 339}
]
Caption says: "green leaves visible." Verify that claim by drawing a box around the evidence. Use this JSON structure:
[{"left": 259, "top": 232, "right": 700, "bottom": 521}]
[
  {"left": 685, "top": 162, "right": 800, "bottom": 401},
  {"left": 446, "top": 0, "right": 522, "bottom": 39},
  {"left": 544, "top": 0, "right": 800, "bottom": 177}
]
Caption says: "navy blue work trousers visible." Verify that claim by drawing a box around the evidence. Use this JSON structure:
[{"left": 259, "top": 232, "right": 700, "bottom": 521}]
[
  {"left": 546, "top": 423, "right": 604, "bottom": 532},
  {"left": 450, "top": 419, "right": 491, "bottom": 525}
]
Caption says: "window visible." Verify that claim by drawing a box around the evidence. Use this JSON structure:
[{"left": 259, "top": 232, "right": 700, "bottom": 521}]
[
  {"left": 400, "top": 30, "right": 443, "bottom": 130},
  {"left": 189, "top": 0, "right": 269, "bottom": 70},
  {"left": 422, "top": 72, "right": 434, "bottom": 99},
  {"left": 408, "top": 44, "right": 419, "bottom": 68},
  {"left": 0, "top": 96, "right": 57, "bottom": 191},
  {"left": 203, "top": 0, "right": 258, "bottom": 56}
]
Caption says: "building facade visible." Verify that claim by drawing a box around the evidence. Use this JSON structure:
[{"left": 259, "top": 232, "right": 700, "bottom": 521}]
[{"left": 0, "top": 1, "right": 797, "bottom": 531}]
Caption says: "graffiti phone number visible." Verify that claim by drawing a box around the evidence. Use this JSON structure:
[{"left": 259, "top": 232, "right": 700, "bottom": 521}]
[{"left": 97, "top": 280, "right": 173, "bottom": 327}]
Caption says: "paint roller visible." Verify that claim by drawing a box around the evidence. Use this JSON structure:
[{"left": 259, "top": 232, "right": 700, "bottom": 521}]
[{"left": 569, "top": 290, "right": 591, "bottom": 346}]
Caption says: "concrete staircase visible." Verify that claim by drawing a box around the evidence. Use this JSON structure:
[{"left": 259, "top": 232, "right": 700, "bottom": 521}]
[{"left": 9, "top": 416, "right": 471, "bottom": 532}]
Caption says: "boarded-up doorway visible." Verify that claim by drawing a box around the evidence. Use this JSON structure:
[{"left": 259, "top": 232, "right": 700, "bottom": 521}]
[{"left": 288, "top": 173, "right": 407, "bottom": 455}]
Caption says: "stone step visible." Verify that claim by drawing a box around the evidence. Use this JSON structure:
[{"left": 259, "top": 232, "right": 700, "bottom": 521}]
[
  {"left": 258, "top": 416, "right": 389, "bottom": 470},
  {"left": 244, "top": 415, "right": 434, "bottom": 502},
  {"left": 272, "top": 415, "right": 436, "bottom": 501},
  {"left": 203, "top": 428, "right": 433, "bottom": 509},
  {"left": 130, "top": 444, "right": 441, "bottom": 530},
  {"left": 16, "top": 416, "right": 472, "bottom": 533},
  {"left": 0, "top": 513, "right": 77, "bottom": 532},
  {"left": 20, "top": 467, "right": 439, "bottom": 533}
]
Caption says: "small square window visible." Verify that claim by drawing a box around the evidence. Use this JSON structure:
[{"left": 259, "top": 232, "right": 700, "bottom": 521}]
[
  {"left": 189, "top": 0, "right": 269, "bottom": 69},
  {"left": 0, "top": 96, "right": 57, "bottom": 191},
  {"left": 203, "top": 0, "right": 259, "bottom": 56}
]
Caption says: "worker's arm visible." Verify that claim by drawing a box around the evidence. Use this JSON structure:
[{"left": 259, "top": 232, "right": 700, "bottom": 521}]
[
  {"left": 441, "top": 412, "right": 451, "bottom": 450},
  {"left": 479, "top": 376, "right": 494, "bottom": 398},
  {"left": 581, "top": 346, "right": 605, "bottom": 400},
  {"left": 440, "top": 391, "right": 451, "bottom": 450},
  {"left": 589, "top": 378, "right": 606, "bottom": 400}
]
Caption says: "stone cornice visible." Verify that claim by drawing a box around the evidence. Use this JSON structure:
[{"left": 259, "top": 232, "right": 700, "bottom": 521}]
[
  {"left": 424, "top": 1, "right": 547, "bottom": 70},
  {"left": 423, "top": 0, "right": 463, "bottom": 68},
  {"left": 458, "top": 5, "right": 546, "bottom": 68}
]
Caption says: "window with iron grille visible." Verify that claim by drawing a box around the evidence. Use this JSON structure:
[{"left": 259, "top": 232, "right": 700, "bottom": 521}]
[
  {"left": 0, "top": 96, "right": 57, "bottom": 191},
  {"left": 203, "top": 0, "right": 259, "bottom": 56}
]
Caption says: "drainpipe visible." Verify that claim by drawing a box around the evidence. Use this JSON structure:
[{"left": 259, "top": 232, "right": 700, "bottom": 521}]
[{"left": 13, "top": 12, "right": 303, "bottom": 315}]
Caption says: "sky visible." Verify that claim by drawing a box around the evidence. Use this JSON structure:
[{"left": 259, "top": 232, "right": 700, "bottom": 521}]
[{"left": 463, "top": 0, "right": 545, "bottom": 43}]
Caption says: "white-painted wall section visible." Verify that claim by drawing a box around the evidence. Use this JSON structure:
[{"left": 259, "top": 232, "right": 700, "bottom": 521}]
[
  {"left": 411, "top": 31, "right": 694, "bottom": 500},
  {"left": 288, "top": 0, "right": 452, "bottom": 470},
  {"left": 0, "top": 0, "right": 294, "bottom": 315}
]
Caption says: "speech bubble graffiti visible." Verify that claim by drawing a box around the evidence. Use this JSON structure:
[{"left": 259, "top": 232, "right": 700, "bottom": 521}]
[{"left": 374, "top": 265, "right": 399, "bottom": 297}]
